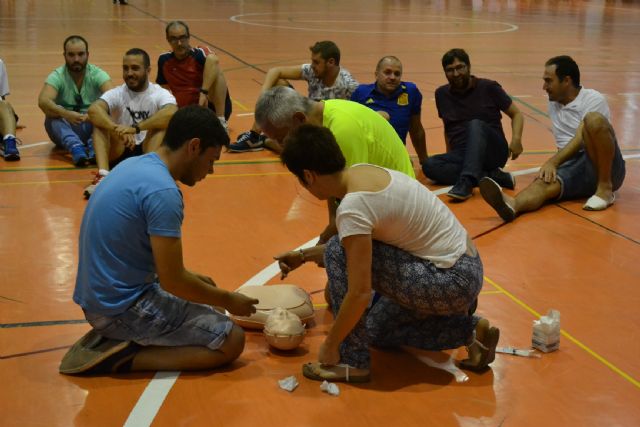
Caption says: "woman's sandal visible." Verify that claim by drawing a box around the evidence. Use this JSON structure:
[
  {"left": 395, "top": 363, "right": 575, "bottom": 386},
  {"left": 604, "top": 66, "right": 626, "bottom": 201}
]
[
  {"left": 302, "top": 362, "right": 371, "bottom": 383},
  {"left": 459, "top": 318, "right": 500, "bottom": 372}
]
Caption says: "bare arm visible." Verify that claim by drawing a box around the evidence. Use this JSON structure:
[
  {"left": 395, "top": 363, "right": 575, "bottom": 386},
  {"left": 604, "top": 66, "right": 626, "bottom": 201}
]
[
  {"left": 504, "top": 103, "right": 524, "bottom": 160},
  {"left": 318, "top": 198, "right": 339, "bottom": 244},
  {"left": 319, "top": 234, "right": 372, "bottom": 365},
  {"left": 538, "top": 122, "right": 585, "bottom": 183},
  {"left": 261, "top": 65, "right": 304, "bottom": 92},
  {"left": 137, "top": 103, "right": 178, "bottom": 132},
  {"left": 99, "top": 79, "right": 114, "bottom": 94},
  {"left": 408, "top": 114, "right": 428, "bottom": 164},
  {"left": 37, "top": 83, "right": 86, "bottom": 123},
  {"left": 87, "top": 99, "right": 117, "bottom": 131},
  {"left": 150, "top": 235, "right": 257, "bottom": 315},
  {"left": 198, "top": 54, "right": 221, "bottom": 107}
]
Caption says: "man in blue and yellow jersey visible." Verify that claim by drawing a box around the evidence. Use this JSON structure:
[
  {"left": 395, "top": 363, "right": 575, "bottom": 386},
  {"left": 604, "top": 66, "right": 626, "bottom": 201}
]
[{"left": 351, "top": 56, "right": 428, "bottom": 166}]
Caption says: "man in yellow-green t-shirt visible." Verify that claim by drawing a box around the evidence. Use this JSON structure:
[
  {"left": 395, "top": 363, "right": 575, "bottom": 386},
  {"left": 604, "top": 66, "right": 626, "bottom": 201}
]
[{"left": 255, "top": 86, "right": 415, "bottom": 242}]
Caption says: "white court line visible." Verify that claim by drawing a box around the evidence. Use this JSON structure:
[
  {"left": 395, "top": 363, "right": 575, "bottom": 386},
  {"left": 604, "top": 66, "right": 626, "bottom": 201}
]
[
  {"left": 18, "top": 141, "right": 50, "bottom": 149},
  {"left": 123, "top": 371, "right": 180, "bottom": 427},
  {"left": 236, "top": 112, "right": 255, "bottom": 117},
  {"left": 125, "top": 236, "right": 318, "bottom": 426},
  {"left": 125, "top": 153, "right": 638, "bottom": 425}
]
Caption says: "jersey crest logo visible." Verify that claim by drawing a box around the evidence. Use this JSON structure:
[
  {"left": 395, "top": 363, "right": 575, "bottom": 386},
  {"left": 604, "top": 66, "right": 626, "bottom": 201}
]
[
  {"left": 397, "top": 93, "right": 409, "bottom": 106},
  {"left": 366, "top": 98, "right": 374, "bottom": 104}
]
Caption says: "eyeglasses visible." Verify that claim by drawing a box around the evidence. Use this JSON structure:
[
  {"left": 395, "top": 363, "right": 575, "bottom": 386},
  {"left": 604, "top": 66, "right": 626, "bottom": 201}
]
[
  {"left": 73, "top": 93, "right": 83, "bottom": 112},
  {"left": 444, "top": 64, "right": 468, "bottom": 74},
  {"left": 168, "top": 35, "right": 189, "bottom": 44}
]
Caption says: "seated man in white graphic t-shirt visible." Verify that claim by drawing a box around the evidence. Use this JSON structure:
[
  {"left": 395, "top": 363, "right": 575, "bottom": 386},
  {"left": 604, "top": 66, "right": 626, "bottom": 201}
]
[{"left": 86, "top": 48, "right": 177, "bottom": 199}]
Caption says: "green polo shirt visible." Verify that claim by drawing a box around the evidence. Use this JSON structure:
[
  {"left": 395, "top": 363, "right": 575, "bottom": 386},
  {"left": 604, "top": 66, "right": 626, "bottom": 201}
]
[{"left": 45, "top": 64, "right": 110, "bottom": 113}]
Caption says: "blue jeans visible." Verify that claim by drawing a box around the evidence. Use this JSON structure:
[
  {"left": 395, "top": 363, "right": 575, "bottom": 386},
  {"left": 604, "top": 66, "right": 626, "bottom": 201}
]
[
  {"left": 44, "top": 117, "right": 93, "bottom": 151},
  {"left": 84, "top": 283, "right": 233, "bottom": 350},
  {"left": 422, "top": 119, "right": 509, "bottom": 185}
]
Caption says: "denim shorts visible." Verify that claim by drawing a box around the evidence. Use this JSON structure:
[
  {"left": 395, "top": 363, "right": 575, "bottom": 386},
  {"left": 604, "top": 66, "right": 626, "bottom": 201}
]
[
  {"left": 84, "top": 283, "right": 233, "bottom": 350},
  {"left": 556, "top": 141, "right": 626, "bottom": 201}
]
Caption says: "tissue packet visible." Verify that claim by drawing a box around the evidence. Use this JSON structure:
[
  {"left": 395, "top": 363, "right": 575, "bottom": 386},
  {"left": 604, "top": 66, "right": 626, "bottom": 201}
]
[{"left": 532, "top": 309, "right": 560, "bottom": 353}]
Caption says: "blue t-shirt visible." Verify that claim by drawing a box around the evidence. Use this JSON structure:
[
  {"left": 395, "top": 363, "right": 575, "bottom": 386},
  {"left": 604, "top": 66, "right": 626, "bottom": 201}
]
[
  {"left": 73, "top": 153, "right": 184, "bottom": 315},
  {"left": 350, "top": 81, "right": 422, "bottom": 143}
]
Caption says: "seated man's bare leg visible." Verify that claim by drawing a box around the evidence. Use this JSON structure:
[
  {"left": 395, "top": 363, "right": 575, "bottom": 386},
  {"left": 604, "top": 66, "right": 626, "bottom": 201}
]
[
  {"left": 480, "top": 177, "right": 560, "bottom": 222},
  {"left": 582, "top": 112, "right": 616, "bottom": 201},
  {"left": 206, "top": 58, "right": 229, "bottom": 119},
  {"left": 130, "top": 324, "right": 246, "bottom": 371},
  {"left": 93, "top": 127, "right": 127, "bottom": 172},
  {"left": 142, "top": 129, "right": 166, "bottom": 153},
  {"left": 0, "top": 100, "right": 17, "bottom": 135}
]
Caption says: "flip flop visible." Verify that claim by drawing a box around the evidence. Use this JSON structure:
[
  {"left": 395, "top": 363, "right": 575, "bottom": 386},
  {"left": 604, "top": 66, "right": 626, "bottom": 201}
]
[
  {"left": 59, "top": 329, "right": 134, "bottom": 375},
  {"left": 583, "top": 194, "right": 615, "bottom": 211},
  {"left": 302, "top": 362, "right": 371, "bottom": 383},
  {"left": 479, "top": 178, "right": 516, "bottom": 222},
  {"left": 459, "top": 320, "right": 500, "bottom": 372}
]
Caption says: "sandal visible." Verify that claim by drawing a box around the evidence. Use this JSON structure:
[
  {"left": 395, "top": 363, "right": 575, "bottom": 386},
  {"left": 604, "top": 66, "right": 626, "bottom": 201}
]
[
  {"left": 59, "top": 329, "right": 136, "bottom": 375},
  {"left": 302, "top": 362, "right": 371, "bottom": 383},
  {"left": 459, "top": 319, "right": 500, "bottom": 372}
]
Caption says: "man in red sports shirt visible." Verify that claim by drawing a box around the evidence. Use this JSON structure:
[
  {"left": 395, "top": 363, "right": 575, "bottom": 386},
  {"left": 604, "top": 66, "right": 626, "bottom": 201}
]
[{"left": 156, "top": 21, "right": 232, "bottom": 132}]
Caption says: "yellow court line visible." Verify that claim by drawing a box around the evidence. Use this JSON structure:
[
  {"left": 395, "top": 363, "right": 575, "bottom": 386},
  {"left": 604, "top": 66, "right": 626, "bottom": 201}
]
[
  {"left": 484, "top": 276, "right": 640, "bottom": 389},
  {"left": 231, "top": 98, "right": 251, "bottom": 112}
]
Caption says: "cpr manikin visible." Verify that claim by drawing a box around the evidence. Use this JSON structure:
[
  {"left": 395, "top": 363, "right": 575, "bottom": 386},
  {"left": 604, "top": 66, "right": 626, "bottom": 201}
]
[{"left": 263, "top": 308, "right": 306, "bottom": 350}]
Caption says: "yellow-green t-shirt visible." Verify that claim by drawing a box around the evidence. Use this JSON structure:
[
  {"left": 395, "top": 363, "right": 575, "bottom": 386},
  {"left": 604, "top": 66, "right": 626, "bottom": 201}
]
[{"left": 322, "top": 100, "right": 415, "bottom": 178}]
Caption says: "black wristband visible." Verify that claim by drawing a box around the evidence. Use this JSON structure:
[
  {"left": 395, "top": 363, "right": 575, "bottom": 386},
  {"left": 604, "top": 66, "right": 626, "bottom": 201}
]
[
  {"left": 199, "top": 88, "right": 209, "bottom": 95},
  {"left": 133, "top": 124, "right": 140, "bottom": 134}
]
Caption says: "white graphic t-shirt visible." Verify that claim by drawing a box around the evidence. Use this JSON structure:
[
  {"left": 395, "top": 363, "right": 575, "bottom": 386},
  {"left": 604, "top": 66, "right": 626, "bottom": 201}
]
[{"left": 100, "top": 83, "right": 176, "bottom": 144}]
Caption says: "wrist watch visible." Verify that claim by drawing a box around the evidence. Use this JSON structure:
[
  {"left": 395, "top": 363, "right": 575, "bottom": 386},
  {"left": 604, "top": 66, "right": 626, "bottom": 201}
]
[{"left": 199, "top": 88, "right": 209, "bottom": 95}]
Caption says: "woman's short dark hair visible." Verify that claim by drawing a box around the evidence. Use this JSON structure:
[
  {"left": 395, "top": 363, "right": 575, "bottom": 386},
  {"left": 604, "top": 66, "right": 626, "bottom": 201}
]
[
  {"left": 280, "top": 124, "right": 345, "bottom": 183},
  {"left": 442, "top": 48, "right": 470, "bottom": 69},
  {"left": 545, "top": 55, "right": 580, "bottom": 87},
  {"left": 163, "top": 105, "right": 229, "bottom": 152}
]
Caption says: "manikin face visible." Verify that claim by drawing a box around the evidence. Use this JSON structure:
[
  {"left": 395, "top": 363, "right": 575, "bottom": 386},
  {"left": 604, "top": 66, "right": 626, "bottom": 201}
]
[
  {"left": 64, "top": 40, "right": 89, "bottom": 74},
  {"left": 375, "top": 59, "right": 403, "bottom": 95},
  {"left": 181, "top": 144, "right": 222, "bottom": 187},
  {"left": 167, "top": 24, "right": 191, "bottom": 59},
  {"left": 444, "top": 58, "right": 471, "bottom": 91},
  {"left": 122, "top": 54, "right": 149, "bottom": 92},
  {"left": 542, "top": 64, "right": 569, "bottom": 103}
]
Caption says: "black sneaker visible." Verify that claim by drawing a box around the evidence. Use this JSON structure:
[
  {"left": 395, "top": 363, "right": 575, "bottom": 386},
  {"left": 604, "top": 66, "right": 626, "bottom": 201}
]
[
  {"left": 228, "top": 130, "right": 265, "bottom": 152},
  {"left": 488, "top": 168, "right": 515, "bottom": 190},
  {"left": 447, "top": 178, "right": 474, "bottom": 201}
]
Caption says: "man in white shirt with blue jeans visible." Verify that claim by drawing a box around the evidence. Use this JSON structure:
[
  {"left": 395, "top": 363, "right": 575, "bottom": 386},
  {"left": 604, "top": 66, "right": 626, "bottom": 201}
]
[{"left": 479, "top": 55, "right": 625, "bottom": 222}]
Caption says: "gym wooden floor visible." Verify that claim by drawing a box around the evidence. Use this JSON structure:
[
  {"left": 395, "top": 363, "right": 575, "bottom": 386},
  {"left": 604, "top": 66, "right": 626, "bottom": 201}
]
[{"left": 1, "top": 1, "right": 639, "bottom": 426}]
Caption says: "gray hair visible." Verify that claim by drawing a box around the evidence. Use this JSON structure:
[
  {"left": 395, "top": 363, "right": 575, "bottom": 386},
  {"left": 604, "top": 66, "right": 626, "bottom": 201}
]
[{"left": 254, "top": 86, "right": 314, "bottom": 128}]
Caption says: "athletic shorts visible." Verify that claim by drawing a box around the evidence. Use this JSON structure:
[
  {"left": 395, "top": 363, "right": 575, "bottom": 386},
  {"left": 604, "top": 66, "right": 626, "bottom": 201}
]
[{"left": 556, "top": 140, "right": 626, "bottom": 201}]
